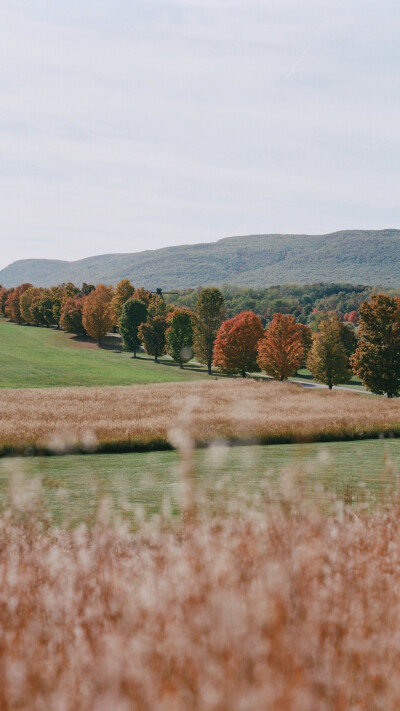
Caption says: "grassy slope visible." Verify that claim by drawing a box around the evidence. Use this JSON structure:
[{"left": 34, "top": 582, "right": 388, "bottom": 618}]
[
  {"left": 2, "top": 229, "right": 400, "bottom": 288},
  {"left": 2, "top": 439, "right": 399, "bottom": 524},
  {"left": 0, "top": 319, "right": 208, "bottom": 388}
]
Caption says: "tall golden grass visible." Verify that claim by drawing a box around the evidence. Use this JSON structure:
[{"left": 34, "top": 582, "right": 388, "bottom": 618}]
[
  {"left": 1, "top": 465, "right": 400, "bottom": 709},
  {"left": 1, "top": 380, "right": 400, "bottom": 455}
]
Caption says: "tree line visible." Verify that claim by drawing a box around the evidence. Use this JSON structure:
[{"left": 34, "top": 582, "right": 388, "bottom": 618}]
[{"left": 1, "top": 281, "right": 400, "bottom": 397}]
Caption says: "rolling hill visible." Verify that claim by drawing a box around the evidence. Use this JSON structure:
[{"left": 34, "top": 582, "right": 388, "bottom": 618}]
[{"left": 1, "top": 229, "right": 400, "bottom": 288}]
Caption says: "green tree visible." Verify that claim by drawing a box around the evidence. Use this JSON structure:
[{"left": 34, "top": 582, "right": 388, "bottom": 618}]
[
  {"left": 119, "top": 299, "right": 148, "bottom": 357},
  {"left": 138, "top": 297, "right": 167, "bottom": 362},
  {"left": 193, "top": 288, "right": 224, "bottom": 375},
  {"left": 351, "top": 294, "right": 400, "bottom": 398},
  {"left": 307, "top": 314, "right": 351, "bottom": 389},
  {"left": 166, "top": 308, "right": 194, "bottom": 368}
]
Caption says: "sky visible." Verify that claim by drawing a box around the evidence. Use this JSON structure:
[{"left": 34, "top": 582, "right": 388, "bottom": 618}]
[{"left": 1, "top": 0, "right": 400, "bottom": 270}]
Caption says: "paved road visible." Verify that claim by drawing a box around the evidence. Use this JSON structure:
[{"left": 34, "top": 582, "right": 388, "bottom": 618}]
[{"left": 291, "top": 378, "right": 373, "bottom": 394}]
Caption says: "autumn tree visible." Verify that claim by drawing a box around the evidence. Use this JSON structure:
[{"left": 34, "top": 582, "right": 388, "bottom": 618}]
[
  {"left": 20, "top": 287, "right": 46, "bottom": 326},
  {"left": 5, "top": 283, "right": 32, "bottom": 323},
  {"left": 257, "top": 313, "right": 304, "bottom": 381},
  {"left": 138, "top": 298, "right": 167, "bottom": 362},
  {"left": 60, "top": 297, "right": 87, "bottom": 336},
  {"left": 348, "top": 310, "right": 358, "bottom": 325},
  {"left": 0, "top": 288, "right": 14, "bottom": 316},
  {"left": 119, "top": 299, "right": 148, "bottom": 357},
  {"left": 166, "top": 308, "right": 194, "bottom": 368},
  {"left": 111, "top": 280, "right": 135, "bottom": 322},
  {"left": 50, "top": 286, "right": 65, "bottom": 328},
  {"left": 213, "top": 310, "right": 264, "bottom": 377},
  {"left": 307, "top": 314, "right": 351, "bottom": 389},
  {"left": 351, "top": 294, "right": 400, "bottom": 398},
  {"left": 38, "top": 289, "right": 58, "bottom": 327},
  {"left": 339, "top": 321, "right": 358, "bottom": 365},
  {"left": 296, "top": 323, "right": 313, "bottom": 369},
  {"left": 193, "top": 288, "right": 224, "bottom": 375},
  {"left": 82, "top": 285, "right": 114, "bottom": 344},
  {"left": 133, "top": 287, "right": 153, "bottom": 308}
]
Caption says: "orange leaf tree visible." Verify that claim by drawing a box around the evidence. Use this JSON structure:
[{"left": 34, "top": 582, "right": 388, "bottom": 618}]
[
  {"left": 351, "top": 294, "right": 400, "bottom": 397},
  {"left": 60, "top": 296, "right": 87, "bottom": 336},
  {"left": 257, "top": 313, "right": 304, "bottom": 381},
  {"left": 111, "top": 279, "right": 135, "bottom": 322},
  {"left": 5, "top": 283, "right": 32, "bottom": 323},
  {"left": 82, "top": 285, "right": 114, "bottom": 344},
  {"left": 213, "top": 311, "right": 264, "bottom": 377}
]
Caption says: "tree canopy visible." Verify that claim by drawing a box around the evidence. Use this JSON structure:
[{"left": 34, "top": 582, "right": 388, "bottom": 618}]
[
  {"left": 257, "top": 313, "right": 304, "bottom": 381},
  {"left": 213, "top": 311, "right": 264, "bottom": 377},
  {"left": 351, "top": 294, "right": 400, "bottom": 397}
]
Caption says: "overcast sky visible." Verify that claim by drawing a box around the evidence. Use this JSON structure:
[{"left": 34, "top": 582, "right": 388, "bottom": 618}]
[{"left": 1, "top": 0, "right": 400, "bottom": 270}]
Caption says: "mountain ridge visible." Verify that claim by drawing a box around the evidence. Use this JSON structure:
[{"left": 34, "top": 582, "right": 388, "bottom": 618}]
[{"left": 1, "top": 230, "right": 400, "bottom": 289}]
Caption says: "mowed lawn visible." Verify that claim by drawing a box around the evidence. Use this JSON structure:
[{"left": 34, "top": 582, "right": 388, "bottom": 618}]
[
  {"left": 0, "top": 318, "right": 208, "bottom": 387},
  {"left": 2, "top": 439, "right": 399, "bottom": 524}
]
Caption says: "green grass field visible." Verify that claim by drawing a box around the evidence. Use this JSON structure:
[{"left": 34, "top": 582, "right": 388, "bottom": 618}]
[
  {"left": 2, "top": 439, "right": 399, "bottom": 525},
  {"left": 0, "top": 318, "right": 209, "bottom": 387}
]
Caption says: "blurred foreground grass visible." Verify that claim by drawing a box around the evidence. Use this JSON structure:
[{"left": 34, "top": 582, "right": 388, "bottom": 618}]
[{"left": 1, "top": 438, "right": 399, "bottom": 526}]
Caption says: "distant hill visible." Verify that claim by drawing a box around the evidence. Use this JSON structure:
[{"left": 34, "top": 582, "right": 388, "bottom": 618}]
[{"left": 1, "top": 230, "right": 400, "bottom": 289}]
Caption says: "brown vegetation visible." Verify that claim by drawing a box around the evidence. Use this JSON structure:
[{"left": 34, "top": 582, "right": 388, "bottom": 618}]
[
  {"left": 2, "top": 380, "right": 400, "bottom": 455},
  {"left": 1, "top": 477, "right": 400, "bottom": 708}
]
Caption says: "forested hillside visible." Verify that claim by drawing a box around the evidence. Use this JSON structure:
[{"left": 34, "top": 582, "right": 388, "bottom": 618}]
[
  {"left": 1, "top": 229, "right": 400, "bottom": 288},
  {"left": 166, "top": 282, "right": 400, "bottom": 326}
]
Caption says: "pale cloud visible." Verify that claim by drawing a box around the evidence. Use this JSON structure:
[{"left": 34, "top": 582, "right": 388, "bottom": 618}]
[{"left": 0, "top": 0, "right": 400, "bottom": 269}]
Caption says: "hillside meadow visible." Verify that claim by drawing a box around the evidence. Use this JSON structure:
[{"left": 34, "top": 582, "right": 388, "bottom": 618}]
[
  {"left": 1, "top": 379, "right": 400, "bottom": 456},
  {"left": 0, "top": 318, "right": 207, "bottom": 388}
]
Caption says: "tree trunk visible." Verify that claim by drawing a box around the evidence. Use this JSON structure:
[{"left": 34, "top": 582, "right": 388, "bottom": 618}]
[
  {"left": 328, "top": 382, "right": 333, "bottom": 389},
  {"left": 388, "top": 393, "right": 393, "bottom": 398},
  {"left": 133, "top": 348, "right": 136, "bottom": 358},
  {"left": 241, "top": 369, "right": 246, "bottom": 378},
  {"left": 207, "top": 358, "right": 212, "bottom": 375},
  {"left": 179, "top": 360, "right": 183, "bottom": 369},
  {"left": 155, "top": 355, "right": 158, "bottom": 363}
]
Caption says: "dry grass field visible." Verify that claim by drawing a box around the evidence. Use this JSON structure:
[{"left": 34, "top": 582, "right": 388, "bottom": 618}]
[
  {"left": 1, "top": 475, "right": 400, "bottom": 710},
  {"left": 1, "top": 379, "right": 400, "bottom": 455}
]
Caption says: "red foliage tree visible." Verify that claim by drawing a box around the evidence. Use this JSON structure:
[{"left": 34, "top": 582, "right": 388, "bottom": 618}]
[
  {"left": 0, "top": 288, "right": 13, "bottom": 316},
  {"left": 5, "top": 283, "right": 32, "bottom": 323},
  {"left": 347, "top": 310, "right": 358, "bottom": 324},
  {"left": 213, "top": 311, "right": 264, "bottom": 377},
  {"left": 257, "top": 313, "right": 304, "bottom": 381}
]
